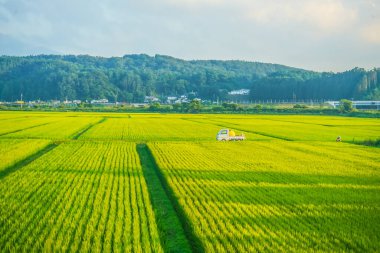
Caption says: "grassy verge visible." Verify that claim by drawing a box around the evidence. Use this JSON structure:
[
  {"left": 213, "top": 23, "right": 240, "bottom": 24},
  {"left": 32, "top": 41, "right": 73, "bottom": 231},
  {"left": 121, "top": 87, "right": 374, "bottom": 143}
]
[
  {"left": 71, "top": 117, "right": 107, "bottom": 140},
  {"left": 137, "top": 144, "right": 194, "bottom": 253},
  {"left": 355, "top": 138, "right": 380, "bottom": 147},
  {"left": 0, "top": 143, "right": 58, "bottom": 179},
  {"left": 0, "top": 122, "right": 51, "bottom": 137}
]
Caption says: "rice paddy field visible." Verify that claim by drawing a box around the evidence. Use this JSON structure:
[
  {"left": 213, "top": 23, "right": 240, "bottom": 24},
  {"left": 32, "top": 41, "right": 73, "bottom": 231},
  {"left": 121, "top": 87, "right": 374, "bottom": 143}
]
[{"left": 0, "top": 111, "right": 379, "bottom": 252}]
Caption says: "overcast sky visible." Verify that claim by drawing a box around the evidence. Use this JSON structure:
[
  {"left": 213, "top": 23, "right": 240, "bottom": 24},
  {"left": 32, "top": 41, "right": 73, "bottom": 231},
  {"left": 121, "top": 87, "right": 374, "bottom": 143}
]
[{"left": 0, "top": 0, "right": 379, "bottom": 72}]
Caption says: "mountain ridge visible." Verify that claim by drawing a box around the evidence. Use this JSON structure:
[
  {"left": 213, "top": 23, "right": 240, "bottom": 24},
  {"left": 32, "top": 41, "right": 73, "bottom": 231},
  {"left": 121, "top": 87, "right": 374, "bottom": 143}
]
[{"left": 0, "top": 54, "right": 379, "bottom": 102}]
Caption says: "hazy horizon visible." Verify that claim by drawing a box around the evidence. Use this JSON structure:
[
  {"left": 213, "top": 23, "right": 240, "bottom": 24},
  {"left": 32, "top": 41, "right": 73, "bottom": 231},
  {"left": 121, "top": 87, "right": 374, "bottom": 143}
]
[{"left": 1, "top": 0, "right": 379, "bottom": 72}]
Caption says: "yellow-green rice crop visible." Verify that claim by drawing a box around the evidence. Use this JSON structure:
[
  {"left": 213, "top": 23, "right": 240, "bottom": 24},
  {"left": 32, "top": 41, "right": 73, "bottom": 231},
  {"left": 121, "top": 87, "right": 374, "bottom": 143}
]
[
  {"left": 0, "top": 139, "right": 51, "bottom": 172},
  {"left": 79, "top": 116, "right": 224, "bottom": 141},
  {"left": 194, "top": 116, "right": 380, "bottom": 141},
  {"left": 0, "top": 111, "right": 379, "bottom": 252},
  {"left": 0, "top": 141, "right": 163, "bottom": 252},
  {"left": 149, "top": 141, "right": 380, "bottom": 252},
  {"left": 3, "top": 117, "right": 101, "bottom": 140},
  {"left": 0, "top": 116, "right": 58, "bottom": 136}
]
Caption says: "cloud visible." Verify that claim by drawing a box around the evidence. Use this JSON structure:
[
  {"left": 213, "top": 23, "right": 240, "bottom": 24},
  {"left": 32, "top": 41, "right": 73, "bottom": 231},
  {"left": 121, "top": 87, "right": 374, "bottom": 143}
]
[
  {"left": 0, "top": 11, "right": 52, "bottom": 39},
  {"left": 207, "top": 0, "right": 358, "bottom": 32},
  {"left": 0, "top": 0, "right": 378, "bottom": 71},
  {"left": 287, "top": 0, "right": 357, "bottom": 31},
  {"left": 165, "top": 0, "right": 224, "bottom": 6},
  {"left": 361, "top": 21, "right": 380, "bottom": 44},
  {"left": 163, "top": 0, "right": 358, "bottom": 31}
]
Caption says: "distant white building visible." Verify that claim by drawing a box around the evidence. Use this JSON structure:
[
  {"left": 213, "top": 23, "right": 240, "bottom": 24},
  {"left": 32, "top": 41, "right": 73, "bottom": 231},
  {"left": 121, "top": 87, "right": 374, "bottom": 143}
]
[
  {"left": 175, "top": 95, "right": 189, "bottom": 104},
  {"left": 228, "top": 89, "right": 250, "bottom": 95},
  {"left": 144, "top": 96, "right": 160, "bottom": 103},
  {"left": 63, "top": 100, "right": 82, "bottom": 105},
  {"left": 131, "top": 103, "right": 147, "bottom": 108},
  {"left": 166, "top": 96, "right": 177, "bottom": 104},
  {"left": 91, "top": 99, "right": 109, "bottom": 104}
]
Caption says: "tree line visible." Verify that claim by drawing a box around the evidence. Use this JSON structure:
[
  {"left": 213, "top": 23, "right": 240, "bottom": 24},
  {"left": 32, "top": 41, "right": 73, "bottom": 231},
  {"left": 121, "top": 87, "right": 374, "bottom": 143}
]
[{"left": 0, "top": 54, "right": 379, "bottom": 102}]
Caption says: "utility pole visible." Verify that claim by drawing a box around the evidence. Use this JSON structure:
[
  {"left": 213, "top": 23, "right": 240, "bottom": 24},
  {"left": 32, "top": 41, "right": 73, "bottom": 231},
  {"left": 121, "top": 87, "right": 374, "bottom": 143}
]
[{"left": 20, "top": 93, "right": 23, "bottom": 109}]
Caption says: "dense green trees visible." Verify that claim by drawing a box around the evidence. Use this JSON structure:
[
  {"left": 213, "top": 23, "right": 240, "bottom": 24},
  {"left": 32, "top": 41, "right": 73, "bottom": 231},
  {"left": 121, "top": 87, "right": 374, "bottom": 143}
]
[
  {"left": 0, "top": 55, "right": 378, "bottom": 102},
  {"left": 250, "top": 68, "right": 380, "bottom": 100}
]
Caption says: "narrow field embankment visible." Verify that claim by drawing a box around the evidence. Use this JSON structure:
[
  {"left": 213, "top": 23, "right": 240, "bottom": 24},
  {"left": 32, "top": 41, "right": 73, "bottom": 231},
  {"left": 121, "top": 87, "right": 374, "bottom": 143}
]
[
  {"left": 72, "top": 117, "right": 107, "bottom": 140},
  {"left": 183, "top": 118, "right": 292, "bottom": 141},
  {"left": 137, "top": 143, "right": 197, "bottom": 253},
  {"left": 0, "top": 122, "right": 52, "bottom": 137},
  {"left": 0, "top": 143, "right": 58, "bottom": 179}
]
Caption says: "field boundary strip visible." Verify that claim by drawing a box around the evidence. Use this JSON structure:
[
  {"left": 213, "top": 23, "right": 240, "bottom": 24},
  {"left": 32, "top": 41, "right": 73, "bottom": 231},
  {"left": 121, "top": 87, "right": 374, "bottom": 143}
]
[
  {"left": 254, "top": 118, "right": 336, "bottom": 127},
  {"left": 71, "top": 117, "right": 107, "bottom": 140},
  {"left": 0, "top": 122, "right": 53, "bottom": 137},
  {"left": 136, "top": 143, "right": 199, "bottom": 253},
  {"left": 0, "top": 143, "right": 58, "bottom": 180},
  {"left": 349, "top": 139, "right": 380, "bottom": 148},
  {"left": 0, "top": 116, "right": 32, "bottom": 121},
  {"left": 182, "top": 118, "right": 293, "bottom": 141}
]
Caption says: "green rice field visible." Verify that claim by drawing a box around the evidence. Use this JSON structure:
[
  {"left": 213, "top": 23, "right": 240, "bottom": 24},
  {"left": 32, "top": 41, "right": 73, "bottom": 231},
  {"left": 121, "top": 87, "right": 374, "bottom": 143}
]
[{"left": 0, "top": 111, "right": 379, "bottom": 252}]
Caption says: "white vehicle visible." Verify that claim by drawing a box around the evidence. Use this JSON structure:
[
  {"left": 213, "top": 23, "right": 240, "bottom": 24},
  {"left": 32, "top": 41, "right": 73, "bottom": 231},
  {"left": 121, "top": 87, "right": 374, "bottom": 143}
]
[{"left": 216, "top": 129, "right": 245, "bottom": 141}]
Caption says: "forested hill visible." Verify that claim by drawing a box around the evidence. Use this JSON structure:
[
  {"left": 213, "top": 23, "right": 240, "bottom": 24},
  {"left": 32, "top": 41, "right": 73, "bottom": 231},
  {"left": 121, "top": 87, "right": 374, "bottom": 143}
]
[{"left": 0, "top": 54, "right": 379, "bottom": 102}]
